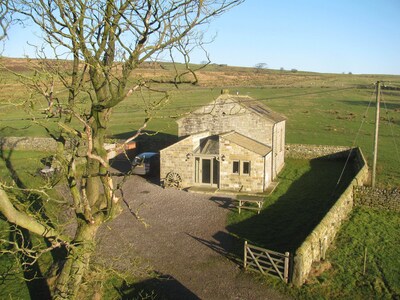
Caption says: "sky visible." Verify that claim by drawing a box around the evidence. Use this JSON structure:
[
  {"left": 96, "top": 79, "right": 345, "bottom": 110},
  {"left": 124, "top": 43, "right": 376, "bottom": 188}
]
[
  {"left": 2, "top": 0, "right": 400, "bottom": 75},
  {"left": 200, "top": 0, "right": 400, "bottom": 75}
]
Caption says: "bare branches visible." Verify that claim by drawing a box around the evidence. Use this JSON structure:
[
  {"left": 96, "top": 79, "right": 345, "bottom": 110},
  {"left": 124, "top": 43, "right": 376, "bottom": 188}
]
[
  {"left": 8, "top": 0, "right": 243, "bottom": 108},
  {"left": 0, "top": 0, "right": 11, "bottom": 41},
  {"left": 72, "top": 111, "right": 109, "bottom": 169},
  {"left": 0, "top": 188, "right": 64, "bottom": 240},
  {"left": 0, "top": 1, "right": 244, "bottom": 297},
  {"left": 1, "top": 226, "right": 68, "bottom": 267}
]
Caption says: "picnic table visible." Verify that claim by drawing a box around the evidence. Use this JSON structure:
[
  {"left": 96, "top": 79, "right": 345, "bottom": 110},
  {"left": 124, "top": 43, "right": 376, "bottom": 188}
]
[{"left": 236, "top": 197, "right": 264, "bottom": 214}]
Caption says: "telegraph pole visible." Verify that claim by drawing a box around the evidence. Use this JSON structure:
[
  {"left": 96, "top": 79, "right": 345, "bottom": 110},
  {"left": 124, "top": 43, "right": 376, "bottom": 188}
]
[{"left": 371, "top": 81, "right": 381, "bottom": 188}]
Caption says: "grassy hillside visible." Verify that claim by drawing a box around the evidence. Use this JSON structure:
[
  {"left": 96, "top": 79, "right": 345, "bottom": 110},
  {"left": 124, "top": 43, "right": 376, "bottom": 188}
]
[
  {"left": 1, "top": 58, "right": 399, "bottom": 299},
  {"left": 1, "top": 57, "right": 399, "bottom": 186}
]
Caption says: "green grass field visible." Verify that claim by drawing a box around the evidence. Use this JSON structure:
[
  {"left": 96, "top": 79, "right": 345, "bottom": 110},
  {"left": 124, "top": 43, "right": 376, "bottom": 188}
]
[
  {"left": 0, "top": 150, "right": 62, "bottom": 300},
  {"left": 227, "top": 158, "right": 356, "bottom": 253},
  {"left": 1, "top": 59, "right": 399, "bottom": 298},
  {"left": 226, "top": 159, "right": 399, "bottom": 299},
  {"left": 2, "top": 66, "right": 398, "bottom": 186}
]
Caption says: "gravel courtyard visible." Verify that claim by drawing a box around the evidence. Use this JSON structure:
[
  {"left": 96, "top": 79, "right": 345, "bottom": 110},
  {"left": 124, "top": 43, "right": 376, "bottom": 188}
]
[{"left": 96, "top": 175, "right": 290, "bottom": 300}]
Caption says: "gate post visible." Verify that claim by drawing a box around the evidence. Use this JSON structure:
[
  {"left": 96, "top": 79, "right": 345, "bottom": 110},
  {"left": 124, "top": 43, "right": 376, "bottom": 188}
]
[
  {"left": 284, "top": 252, "right": 290, "bottom": 283},
  {"left": 244, "top": 240, "right": 248, "bottom": 269}
]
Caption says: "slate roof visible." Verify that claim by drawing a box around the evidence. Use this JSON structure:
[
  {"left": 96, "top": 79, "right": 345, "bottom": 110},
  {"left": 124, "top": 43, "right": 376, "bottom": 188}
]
[
  {"left": 225, "top": 95, "right": 286, "bottom": 123},
  {"left": 221, "top": 131, "right": 272, "bottom": 156}
]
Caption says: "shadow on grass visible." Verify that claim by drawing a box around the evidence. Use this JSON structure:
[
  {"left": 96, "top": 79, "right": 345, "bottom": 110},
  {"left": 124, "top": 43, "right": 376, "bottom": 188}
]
[
  {"left": 227, "top": 158, "right": 357, "bottom": 255},
  {"left": 115, "top": 272, "right": 199, "bottom": 300},
  {"left": 0, "top": 141, "right": 54, "bottom": 299}
]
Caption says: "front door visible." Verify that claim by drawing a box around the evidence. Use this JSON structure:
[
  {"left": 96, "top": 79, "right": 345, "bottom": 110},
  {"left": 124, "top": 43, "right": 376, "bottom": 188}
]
[{"left": 195, "top": 157, "right": 219, "bottom": 187}]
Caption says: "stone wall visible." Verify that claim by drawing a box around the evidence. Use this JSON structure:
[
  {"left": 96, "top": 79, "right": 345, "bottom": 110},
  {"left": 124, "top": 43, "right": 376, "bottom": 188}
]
[
  {"left": 292, "top": 147, "right": 369, "bottom": 286},
  {"left": 286, "top": 144, "right": 351, "bottom": 160},
  {"left": 160, "top": 132, "right": 210, "bottom": 188},
  {"left": 0, "top": 136, "right": 57, "bottom": 152},
  {"left": 354, "top": 186, "right": 400, "bottom": 212},
  {"left": 219, "top": 137, "right": 266, "bottom": 193},
  {"left": 0, "top": 136, "right": 137, "bottom": 161}
]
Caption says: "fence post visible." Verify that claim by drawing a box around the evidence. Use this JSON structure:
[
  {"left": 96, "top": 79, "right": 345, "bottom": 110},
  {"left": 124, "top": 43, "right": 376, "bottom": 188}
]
[
  {"left": 244, "top": 240, "right": 248, "bottom": 269},
  {"left": 284, "top": 252, "right": 290, "bottom": 283}
]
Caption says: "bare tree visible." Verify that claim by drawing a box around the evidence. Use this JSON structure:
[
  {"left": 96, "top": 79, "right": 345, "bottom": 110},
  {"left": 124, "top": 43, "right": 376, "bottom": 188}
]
[
  {"left": 254, "top": 62, "right": 268, "bottom": 74},
  {"left": 0, "top": 0, "right": 11, "bottom": 41},
  {"left": 0, "top": 0, "right": 14, "bottom": 55},
  {"left": 0, "top": 1, "right": 243, "bottom": 299}
]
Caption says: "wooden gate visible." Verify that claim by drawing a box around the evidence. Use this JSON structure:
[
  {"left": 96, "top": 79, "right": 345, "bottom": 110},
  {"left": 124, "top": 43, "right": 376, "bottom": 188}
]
[{"left": 244, "top": 241, "right": 290, "bottom": 283}]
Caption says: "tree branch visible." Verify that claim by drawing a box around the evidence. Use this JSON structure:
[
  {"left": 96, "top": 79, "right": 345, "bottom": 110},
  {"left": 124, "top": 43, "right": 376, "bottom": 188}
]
[{"left": 0, "top": 188, "right": 64, "bottom": 240}]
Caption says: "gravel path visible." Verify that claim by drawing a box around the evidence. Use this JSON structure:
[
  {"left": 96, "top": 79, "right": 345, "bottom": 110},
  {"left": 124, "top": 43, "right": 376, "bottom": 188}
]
[{"left": 97, "top": 175, "right": 290, "bottom": 300}]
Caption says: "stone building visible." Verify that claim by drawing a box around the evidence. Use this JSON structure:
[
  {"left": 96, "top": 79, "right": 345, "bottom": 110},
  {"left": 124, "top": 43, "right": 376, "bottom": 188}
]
[{"left": 160, "top": 93, "right": 286, "bottom": 193}]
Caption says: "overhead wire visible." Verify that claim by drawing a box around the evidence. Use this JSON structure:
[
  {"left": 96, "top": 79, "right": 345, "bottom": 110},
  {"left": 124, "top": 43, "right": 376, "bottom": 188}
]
[{"left": 335, "top": 86, "right": 376, "bottom": 186}]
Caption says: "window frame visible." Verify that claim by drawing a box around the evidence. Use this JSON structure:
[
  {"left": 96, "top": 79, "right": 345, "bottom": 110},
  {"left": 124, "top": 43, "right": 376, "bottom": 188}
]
[
  {"left": 232, "top": 160, "right": 240, "bottom": 174},
  {"left": 232, "top": 160, "right": 251, "bottom": 175},
  {"left": 242, "top": 161, "right": 251, "bottom": 175}
]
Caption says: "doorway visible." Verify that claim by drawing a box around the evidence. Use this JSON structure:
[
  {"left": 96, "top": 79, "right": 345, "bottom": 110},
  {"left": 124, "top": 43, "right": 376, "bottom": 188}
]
[{"left": 195, "top": 157, "right": 219, "bottom": 187}]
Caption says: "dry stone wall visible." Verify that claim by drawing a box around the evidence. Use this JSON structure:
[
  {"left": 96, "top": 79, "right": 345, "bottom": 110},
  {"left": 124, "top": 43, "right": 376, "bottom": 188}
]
[
  {"left": 292, "top": 147, "right": 369, "bottom": 286},
  {"left": 0, "top": 137, "right": 57, "bottom": 152},
  {"left": 285, "top": 144, "right": 351, "bottom": 160},
  {"left": 0, "top": 136, "right": 137, "bottom": 161},
  {"left": 354, "top": 186, "right": 400, "bottom": 212}
]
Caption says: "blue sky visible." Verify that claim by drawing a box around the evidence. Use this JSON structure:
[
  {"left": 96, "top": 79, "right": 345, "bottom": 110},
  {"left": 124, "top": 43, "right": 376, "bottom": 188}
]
[
  {"left": 2, "top": 0, "right": 400, "bottom": 75},
  {"left": 200, "top": 0, "right": 400, "bottom": 75}
]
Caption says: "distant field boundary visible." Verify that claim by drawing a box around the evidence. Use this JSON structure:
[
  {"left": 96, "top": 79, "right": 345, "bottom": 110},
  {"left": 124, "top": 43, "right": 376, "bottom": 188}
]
[
  {"left": 285, "top": 143, "right": 351, "bottom": 160},
  {"left": 291, "top": 147, "right": 369, "bottom": 286},
  {"left": 1, "top": 137, "right": 353, "bottom": 156},
  {"left": 0, "top": 136, "right": 57, "bottom": 152}
]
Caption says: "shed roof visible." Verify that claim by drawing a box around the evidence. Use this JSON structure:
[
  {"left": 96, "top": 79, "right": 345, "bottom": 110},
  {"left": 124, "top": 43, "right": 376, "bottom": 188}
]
[{"left": 221, "top": 131, "right": 272, "bottom": 156}]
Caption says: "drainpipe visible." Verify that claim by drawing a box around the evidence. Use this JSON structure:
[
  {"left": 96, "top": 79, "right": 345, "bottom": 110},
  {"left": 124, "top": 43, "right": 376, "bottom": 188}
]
[
  {"left": 263, "top": 155, "right": 266, "bottom": 191},
  {"left": 271, "top": 123, "right": 276, "bottom": 181}
]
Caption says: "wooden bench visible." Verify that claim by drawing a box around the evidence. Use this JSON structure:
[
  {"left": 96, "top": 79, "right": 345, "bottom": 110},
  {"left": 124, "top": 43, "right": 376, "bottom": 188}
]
[{"left": 236, "top": 197, "right": 264, "bottom": 214}]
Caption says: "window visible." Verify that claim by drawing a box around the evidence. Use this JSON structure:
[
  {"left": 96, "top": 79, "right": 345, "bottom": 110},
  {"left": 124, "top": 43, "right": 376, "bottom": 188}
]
[
  {"left": 233, "top": 161, "right": 240, "bottom": 174},
  {"left": 232, "top": 160, "right": 251, "bottom": 175},
  {"left": 242, "top": 161, "right": 250, "bottom": 175}
]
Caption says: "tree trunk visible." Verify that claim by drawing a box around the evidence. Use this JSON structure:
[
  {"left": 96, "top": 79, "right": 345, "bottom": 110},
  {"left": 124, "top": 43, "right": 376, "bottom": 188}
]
[
  {"left": 53, "top": 220, "right": 101, "bottom": 300},
  {"left": 53, "top": 110, "right": 110, "bottom": 299}
]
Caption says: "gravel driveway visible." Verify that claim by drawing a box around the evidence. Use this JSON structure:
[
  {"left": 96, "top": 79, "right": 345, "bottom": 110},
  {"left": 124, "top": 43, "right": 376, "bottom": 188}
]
[{"left": 96, "top": 175, "right": 289, "bottom": 300}]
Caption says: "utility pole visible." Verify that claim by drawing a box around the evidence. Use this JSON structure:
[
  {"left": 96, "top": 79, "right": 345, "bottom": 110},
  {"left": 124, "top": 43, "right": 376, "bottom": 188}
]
[{"left": 371, "top": 81, "right": 381, "bottom": 188}]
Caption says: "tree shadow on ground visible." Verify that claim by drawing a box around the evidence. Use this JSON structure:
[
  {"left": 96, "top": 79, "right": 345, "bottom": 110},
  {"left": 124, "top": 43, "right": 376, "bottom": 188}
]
[
  {"left": 115, "top": 272, "right": 199, "bottom": 300},
  {"left": 208, "top": 196, "right": 236, "bottom": 211},
  {"left": 186, "top": 231, "right": 240, "bottom": 264},
  {"left": 227, "top": 158, "right": 357, "bottom": 255},
  {"left": 0, "top": 141, "right": 54, "bottom": 299}
]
